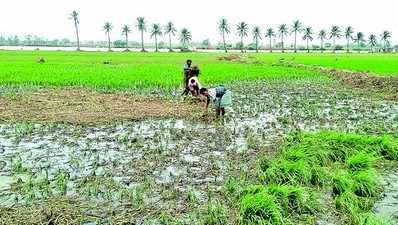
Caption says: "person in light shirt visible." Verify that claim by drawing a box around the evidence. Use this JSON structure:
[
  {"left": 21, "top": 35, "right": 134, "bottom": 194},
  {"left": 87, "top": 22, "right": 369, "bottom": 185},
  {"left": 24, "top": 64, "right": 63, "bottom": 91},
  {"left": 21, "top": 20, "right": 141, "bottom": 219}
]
[{"left": 199, "top": 85, "right": 232, "bottom": 117}]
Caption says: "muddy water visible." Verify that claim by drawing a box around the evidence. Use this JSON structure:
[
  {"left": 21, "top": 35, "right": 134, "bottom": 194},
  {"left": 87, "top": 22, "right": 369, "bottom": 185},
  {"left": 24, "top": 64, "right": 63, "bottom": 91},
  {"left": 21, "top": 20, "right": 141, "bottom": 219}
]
[
  {"left": 374, "top": 163, "right": 398, "bottom": 223},
  {"left": 0, "top": 81, "right": 397, "bottom": 221}
]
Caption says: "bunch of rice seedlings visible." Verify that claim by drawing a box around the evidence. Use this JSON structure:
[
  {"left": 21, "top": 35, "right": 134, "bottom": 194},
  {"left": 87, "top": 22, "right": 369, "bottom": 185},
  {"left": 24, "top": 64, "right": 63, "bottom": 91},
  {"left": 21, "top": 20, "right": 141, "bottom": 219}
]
[
  {"left": 347, "top": 152, "right": 376, "bottom": 171},
  {"left": 239, "top": 184, "right": 318, "bottom": 224},
  {"left": 239, "top": 190, "right": 283, "bottom": 225},
  {"left": 351, "top": 169, "right": 379, "bottom": 197},
  {"left": 332, "top": 170, "right": 354, "bottom": 195}
]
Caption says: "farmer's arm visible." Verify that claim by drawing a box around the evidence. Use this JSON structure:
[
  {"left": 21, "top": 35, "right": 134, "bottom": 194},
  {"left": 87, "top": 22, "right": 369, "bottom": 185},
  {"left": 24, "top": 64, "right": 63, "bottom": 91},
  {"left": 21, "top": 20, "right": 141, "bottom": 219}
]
[{"left": 205, "top": 96, "right": 210, "bottom": 111}]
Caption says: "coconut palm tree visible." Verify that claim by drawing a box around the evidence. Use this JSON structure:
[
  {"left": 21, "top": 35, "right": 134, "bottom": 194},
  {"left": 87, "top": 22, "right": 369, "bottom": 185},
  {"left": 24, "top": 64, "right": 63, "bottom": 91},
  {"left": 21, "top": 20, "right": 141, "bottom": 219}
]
[
  {"left": 278, "top": 24, "right": 288, "bottom": 53},
  {"left": 179, "top": 28, "right": 192, "bottom": 50},
  {"left": 318, "top": 29, "right": 327, "bottom": 53},
  {"left": 291, "top": 20, "right": 302, "bottom": 53},
  {"left": 236, "top": 22, "right": 249, "bottom": 53},
  {"left": 344, "top": 26, "right": 354, "bottom": 53},
  {"left": 354, "top": 32, "right": 364, "bottom": 53},
  {"left": 136, "top": 17, "right": 146, "bottom": 52},
  {"left": 150, "top": 23, "right": 162, "bottom": 52},
  {"left": 252, "top": 26, "right": 261, "bottom": 53},
  {"left": 330, "top": 25, "right": 341, "bottom": 53},
  {"left": 265, "top": 28, "right": 275, "bottom": 53},
  {"left": 218, "top": 18, "right": 230, "bottom": 53},
  {"left": 121, "top": 25, "right": 131, "bottom": 51},
  {"left": 164, "top": 22, "right": 177, "bottom": 52},
  {"left": 381, "top": 30, "right": 391, "bottom": 52},
  {"left": 103, "top": 22, "right": 113, "bottom": 51},
  {"left": 303, "top": 27, "right": 313, "bottom": 53},
  {"left": 69, "top": 10, "right": 80, "bottom": 51},
  {"left": 368, "top": 34, "right": 377, "bottom": 53}
]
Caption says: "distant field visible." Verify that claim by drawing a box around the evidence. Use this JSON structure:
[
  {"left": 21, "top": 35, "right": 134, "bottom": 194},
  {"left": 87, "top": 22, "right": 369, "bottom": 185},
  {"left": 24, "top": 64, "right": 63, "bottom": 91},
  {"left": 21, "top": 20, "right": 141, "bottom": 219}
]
[
  {"left": 255, "top": 53, "right": 398, "bottom": 76},
  {"left": 0, "top": 51, "right": 397, "bottom": 89},
  {"left": 0, "top": 51, "right": 325, "bottom": 89}
]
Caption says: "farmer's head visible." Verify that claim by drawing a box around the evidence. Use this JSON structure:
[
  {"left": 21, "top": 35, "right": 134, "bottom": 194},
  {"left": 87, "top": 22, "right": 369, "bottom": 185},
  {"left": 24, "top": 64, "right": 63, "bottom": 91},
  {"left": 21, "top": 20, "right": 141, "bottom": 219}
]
[
  {"left": 199, "top": 88, "right": 209, "bottom": 96},
  {"left": 186, "top": 59, "right": 192, "bottom": 66},
  {"left": 190, "top": 66, "right": 199, "bottom": 76}
]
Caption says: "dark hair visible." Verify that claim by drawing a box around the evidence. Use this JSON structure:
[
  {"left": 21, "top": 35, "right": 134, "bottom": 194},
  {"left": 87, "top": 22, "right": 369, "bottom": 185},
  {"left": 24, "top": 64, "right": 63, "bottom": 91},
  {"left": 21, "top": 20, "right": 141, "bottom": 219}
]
[
  {"left": 190, "top": 67, "right": 200, "bottom": 76},
  {"left": 199, "top": 88, "right": 208, "bottom": 95},
  {"left": 186, "top": 59, "right": 192, "bottom": 63}
]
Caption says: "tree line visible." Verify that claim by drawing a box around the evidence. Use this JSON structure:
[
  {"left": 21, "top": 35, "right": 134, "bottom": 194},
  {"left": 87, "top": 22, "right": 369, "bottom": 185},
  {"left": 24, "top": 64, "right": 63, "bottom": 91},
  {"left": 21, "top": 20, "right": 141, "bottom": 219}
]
[
  {"left": 0, "top": 10, "right": 394, "bottom": 53},
  {"left": 70, "top": 11, "right": 394, "bottom": 53}
]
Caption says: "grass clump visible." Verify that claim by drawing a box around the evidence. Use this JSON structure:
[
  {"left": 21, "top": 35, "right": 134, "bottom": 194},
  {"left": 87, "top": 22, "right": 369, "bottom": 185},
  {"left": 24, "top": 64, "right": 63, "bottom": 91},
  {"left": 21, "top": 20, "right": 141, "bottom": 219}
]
[
  {"left": 254, "top": 131, "right": 398, "bottom": 225},
  {"left": 347, "top": 152, "right": 377, "bottom": 171},
  {"left": 239, "top": 189, "right": 283, "bottom": 225}
]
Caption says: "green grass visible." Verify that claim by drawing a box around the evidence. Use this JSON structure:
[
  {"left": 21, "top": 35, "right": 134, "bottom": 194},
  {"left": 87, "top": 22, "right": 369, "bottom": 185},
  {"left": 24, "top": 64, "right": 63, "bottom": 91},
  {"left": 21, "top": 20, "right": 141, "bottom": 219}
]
[
  {"left": 240, "top": 131, "right": 398, "bottom": 225},
  {"left": 0, "top": 51, "right": 327, "bottom": 90},
  {"left": 255, "top": 53, "right": 398, "bottom": 76}
]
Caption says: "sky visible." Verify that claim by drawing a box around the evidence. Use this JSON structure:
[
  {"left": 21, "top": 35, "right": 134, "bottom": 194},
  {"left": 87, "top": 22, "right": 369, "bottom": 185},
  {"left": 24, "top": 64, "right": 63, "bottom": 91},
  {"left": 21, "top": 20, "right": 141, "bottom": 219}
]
[{"left": 1, "top": 0, "right": 397, "bottom": 46}]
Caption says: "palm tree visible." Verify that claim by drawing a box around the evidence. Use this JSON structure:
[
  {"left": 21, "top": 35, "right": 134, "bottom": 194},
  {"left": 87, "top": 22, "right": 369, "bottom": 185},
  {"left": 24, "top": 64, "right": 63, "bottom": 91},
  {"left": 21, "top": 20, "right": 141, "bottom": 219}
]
[
  {"left": 121, "top": 25, "right": 131, "bottom": 51},
  {"left": 368, "top": 34, "right": 377, "bottom": 53},
  {"left": 278, "top": 24, "right": 288, "bottom": 53},
  {"left": 252, "top": 26, "right": 261, "bottom": 53},
  {"left": 303, "top": 27, "right": 313, "bottom": 53},
  {"left": 136, "top": 17, "right": 147, "bottom": 52},
  {"left": 69, "top": 10, "right": 80, "bottom": 51},
  {"left": 265, "top": 28, "right": 275, "bottom": 53},
  {"left": 236, "top": 22, "right": 249, "bottom": 53},
  {"left": 103, "top": 22, "right": 113, "bottom": 51},
  {"left": 318, "top": 29, "right": 327, "bottom": 53},
  {"left": 179, "top": 28, "right": 192, "bottom": 50},
  {"left": 150, "top": 23, "right": 162, "bottom": 52},
  {"left": 381, "top": 30, "right": 391, "bottom": 52},
  {"left": 218, "top": 18, "right": 230, "bottom": 53},
  {"left": 354, "top": 32, "right": 364, "bottom": 53},
  {"left": 330, "top": 25, "right": 341, "bottom": 53},
  {"left": 291, "top": 20, "right": 302, "bottom": 53},
  {"left": 344, "top": 26, "right": 354, "bottom": 53},
  {"left": 164, "top": 22, "right": 177, "bottom": 52}
]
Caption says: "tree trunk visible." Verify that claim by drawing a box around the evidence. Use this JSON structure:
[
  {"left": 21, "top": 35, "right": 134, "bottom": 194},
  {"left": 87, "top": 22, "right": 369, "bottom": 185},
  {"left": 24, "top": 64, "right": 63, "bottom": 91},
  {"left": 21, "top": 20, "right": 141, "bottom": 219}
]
[
  {"left": 269, "top": 37, "right": 272, "bottom": 53},
  {"left": 74, "top": 21, "right": 80, "bottom": 51},
  {"left": 240, "top": 36, "right": 244, "bottom": 53},
  {"left": 155, "top": 35, "right": 158, "bottom": 52},
  {"left": 141, "top": 31, "right": 145, "bottom": 51},
  {"left": 321, "top": 39, "right": 324, "bottom": 53},
  {"left": 168, "top": 34, "right": 172, "bottom": 52},
  {"left": 281, "top": 34, "right": 284, "bottom": 53},
  {"left": 333, "top": 37, "right": 336, "bottom": 53},
  {"left": 307, "top": 39, "right": 309, "bottom": 53},
  {"left": 358, "top": 41, "right": 360, "bottom": 53},
  {"left": 107, "top": 32, "right": 111, "bottom": 51},
  {"left": 125, "top": 34, "right": 129, "bottom": 51},
  {"left": 294, "top": 31, "right": 297, "bottom": 53},
  {"left": 222, "top": 32, "right": 227, "bottom": 53},
  {"left": 347, "top": 38, "right": 350, "bottom": 53},
  {"left": 255, "top": 38, "right": 258, "bottom": 53}
]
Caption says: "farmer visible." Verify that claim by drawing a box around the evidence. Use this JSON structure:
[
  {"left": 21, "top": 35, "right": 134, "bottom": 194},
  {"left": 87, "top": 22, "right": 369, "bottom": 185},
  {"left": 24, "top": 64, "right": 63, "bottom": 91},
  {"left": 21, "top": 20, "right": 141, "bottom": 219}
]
[
  {"left": 182, "top": 66, "right": 200, "bottom": 96},
  {"left": 186, "top": 76, "right": 201, "bottom": 96},
  {"left": 199, "top": 85, "right": 232, "bottom": 117},
  {"left": 183, "top": 59, "right": 193, "bottom": 86}
]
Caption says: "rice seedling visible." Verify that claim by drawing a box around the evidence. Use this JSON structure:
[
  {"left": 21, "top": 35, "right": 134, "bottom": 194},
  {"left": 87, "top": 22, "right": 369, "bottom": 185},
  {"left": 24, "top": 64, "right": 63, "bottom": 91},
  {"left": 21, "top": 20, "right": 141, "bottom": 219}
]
[
  {"left": 239, "top": 189, "right": 284, "bottom": 225},
  {"left": 347, "top": 151, "right": 377, "bottom": 171}
]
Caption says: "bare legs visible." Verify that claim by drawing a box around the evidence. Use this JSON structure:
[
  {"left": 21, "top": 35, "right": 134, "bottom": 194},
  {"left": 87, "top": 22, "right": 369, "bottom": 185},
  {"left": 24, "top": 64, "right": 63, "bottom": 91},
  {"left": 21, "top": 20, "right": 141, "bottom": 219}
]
[{"left": 216, "top": 107, "right": 225, "bottom": 117}]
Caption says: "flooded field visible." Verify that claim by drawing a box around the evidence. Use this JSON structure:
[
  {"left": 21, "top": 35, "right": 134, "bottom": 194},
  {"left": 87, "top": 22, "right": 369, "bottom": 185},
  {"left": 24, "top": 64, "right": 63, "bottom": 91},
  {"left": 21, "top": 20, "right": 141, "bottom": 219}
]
[{"left": 0, "top": 80, "right": 397, "bottom": 224}]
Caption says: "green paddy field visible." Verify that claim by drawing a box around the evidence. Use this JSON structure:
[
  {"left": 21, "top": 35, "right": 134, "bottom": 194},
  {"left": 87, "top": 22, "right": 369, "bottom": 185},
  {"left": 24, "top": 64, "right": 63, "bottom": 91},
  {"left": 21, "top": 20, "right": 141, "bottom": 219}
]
[{"left": 0, "top": 50, "right": 397, "bottom": 225}]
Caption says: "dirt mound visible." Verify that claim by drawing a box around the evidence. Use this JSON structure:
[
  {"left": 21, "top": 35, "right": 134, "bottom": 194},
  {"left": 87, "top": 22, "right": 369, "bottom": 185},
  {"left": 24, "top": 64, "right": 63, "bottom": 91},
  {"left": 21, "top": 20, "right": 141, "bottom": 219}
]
[
  {"left": 217, "top": 54, "right": 247, "bottom": 63},
  {"left": 323, "top": 68, "right": 398, "bottom": 101},
  {"left": 0, "top": 88, "right": 198, "bottom": 124}
]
